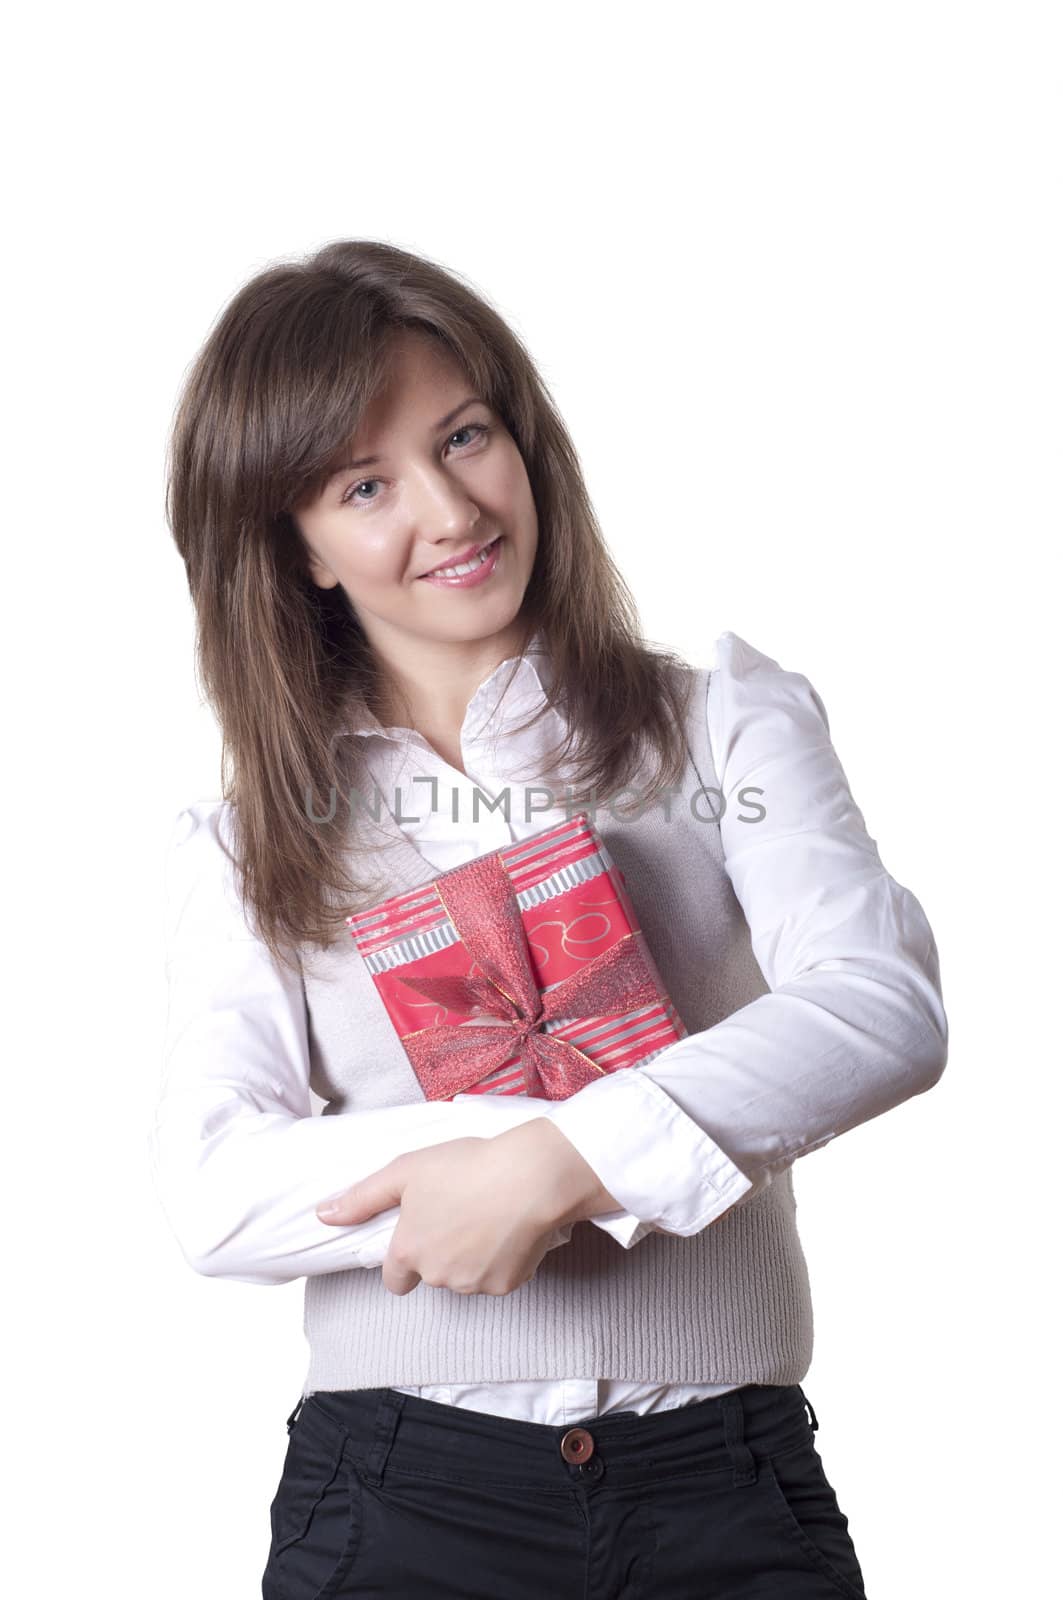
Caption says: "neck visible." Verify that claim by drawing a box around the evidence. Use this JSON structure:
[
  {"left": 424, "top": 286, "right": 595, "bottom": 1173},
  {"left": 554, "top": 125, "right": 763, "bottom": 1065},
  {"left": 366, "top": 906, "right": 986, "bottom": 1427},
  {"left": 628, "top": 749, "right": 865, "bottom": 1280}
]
[{"left": 371, "top": 619, "right": 535, "bottom": 734}]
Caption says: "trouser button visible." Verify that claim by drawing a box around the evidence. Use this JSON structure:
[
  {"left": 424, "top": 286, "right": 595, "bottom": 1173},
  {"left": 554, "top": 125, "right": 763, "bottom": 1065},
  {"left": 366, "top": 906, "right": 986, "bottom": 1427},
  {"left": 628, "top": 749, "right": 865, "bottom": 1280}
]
[{"left": 560, "top": 1427, "right": 595, "bottom": 1463}]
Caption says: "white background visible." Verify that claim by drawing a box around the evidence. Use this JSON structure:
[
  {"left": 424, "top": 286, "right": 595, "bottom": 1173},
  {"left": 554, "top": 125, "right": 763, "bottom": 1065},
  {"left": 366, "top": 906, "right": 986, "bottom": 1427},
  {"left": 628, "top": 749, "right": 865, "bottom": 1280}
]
[{"left": 5, "top": 2, "right": 1058, "bottom": 1594}]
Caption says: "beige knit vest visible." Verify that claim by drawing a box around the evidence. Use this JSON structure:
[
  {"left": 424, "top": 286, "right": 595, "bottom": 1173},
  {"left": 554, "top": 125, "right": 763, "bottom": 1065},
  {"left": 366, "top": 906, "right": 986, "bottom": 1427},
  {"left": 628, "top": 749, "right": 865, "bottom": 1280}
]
[{"left": 297, "top": 663, "right": 814, "bottom": 1394}]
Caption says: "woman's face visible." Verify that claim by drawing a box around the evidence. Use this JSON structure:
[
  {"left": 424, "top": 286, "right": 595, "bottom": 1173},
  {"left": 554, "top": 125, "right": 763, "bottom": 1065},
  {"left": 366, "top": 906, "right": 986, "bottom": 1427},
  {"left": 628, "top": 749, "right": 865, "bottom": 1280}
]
[{"left": 293, "top": 329, "right": 539, "bottom": 670}]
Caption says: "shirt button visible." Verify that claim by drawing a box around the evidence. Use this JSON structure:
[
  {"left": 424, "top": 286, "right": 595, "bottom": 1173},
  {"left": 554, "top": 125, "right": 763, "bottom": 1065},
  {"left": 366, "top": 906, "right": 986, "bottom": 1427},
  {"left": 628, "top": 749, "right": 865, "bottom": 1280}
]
[{"left": 559, "top": 1427, "right": 595, "bottom": 1463}]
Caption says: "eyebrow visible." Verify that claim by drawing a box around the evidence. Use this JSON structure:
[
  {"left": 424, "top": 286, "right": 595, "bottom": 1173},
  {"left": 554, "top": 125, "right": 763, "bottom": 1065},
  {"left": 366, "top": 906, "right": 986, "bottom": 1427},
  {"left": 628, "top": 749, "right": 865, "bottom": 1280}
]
[{"left": 326, "top": 397, "right": 486, "bottom": 481}]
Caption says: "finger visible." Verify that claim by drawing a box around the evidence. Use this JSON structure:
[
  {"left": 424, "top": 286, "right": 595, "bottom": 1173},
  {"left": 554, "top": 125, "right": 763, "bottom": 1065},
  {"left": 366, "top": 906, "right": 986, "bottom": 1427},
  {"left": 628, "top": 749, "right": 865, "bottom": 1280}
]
[
  {"left": 315, "top": 1172, "right": 400, "bottom": 1225},
  {"left": 381, "top": 1247, "right": 422, "bottom": 1297}
]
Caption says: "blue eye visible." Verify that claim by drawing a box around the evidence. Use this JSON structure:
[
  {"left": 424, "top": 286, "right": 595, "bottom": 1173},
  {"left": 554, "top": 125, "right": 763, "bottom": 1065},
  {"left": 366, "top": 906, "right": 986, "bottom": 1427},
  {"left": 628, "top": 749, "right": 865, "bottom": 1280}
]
[
  {"left": 340, "top": 423, "right": 490, "bottom": 507},
  {"left": 449, "top": 423, "right": 488, "bottom": 450},
  {"left": 345, "top": 479, "right": 382, "bottom": 505}
]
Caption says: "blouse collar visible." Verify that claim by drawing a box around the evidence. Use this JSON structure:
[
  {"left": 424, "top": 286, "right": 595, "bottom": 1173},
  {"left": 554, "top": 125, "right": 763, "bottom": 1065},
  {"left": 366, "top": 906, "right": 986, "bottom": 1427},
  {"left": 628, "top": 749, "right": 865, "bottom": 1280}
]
[{"left": 339, "top": 627, "right": 553, "bottom": 744}]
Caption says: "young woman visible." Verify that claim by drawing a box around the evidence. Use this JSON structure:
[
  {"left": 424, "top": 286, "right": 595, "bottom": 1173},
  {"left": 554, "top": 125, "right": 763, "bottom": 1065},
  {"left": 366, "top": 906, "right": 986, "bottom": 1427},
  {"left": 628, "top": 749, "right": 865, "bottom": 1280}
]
[{"left": 152, "top": 238, "right": 947, "bottom": 1598}]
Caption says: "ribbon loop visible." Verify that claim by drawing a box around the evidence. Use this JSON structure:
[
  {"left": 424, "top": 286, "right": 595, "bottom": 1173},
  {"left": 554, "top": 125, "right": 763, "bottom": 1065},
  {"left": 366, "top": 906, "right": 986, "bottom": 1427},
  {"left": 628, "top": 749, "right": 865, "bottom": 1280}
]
[{"left": 397, "top": 848, "right": 662, "bottom": 1100}]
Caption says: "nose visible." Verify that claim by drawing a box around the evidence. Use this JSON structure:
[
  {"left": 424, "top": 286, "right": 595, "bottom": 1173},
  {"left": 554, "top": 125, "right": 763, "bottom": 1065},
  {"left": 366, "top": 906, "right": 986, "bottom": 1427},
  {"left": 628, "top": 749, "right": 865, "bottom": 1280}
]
[{"left": 408, "top": 458, "right": 481, "bottom": 541}]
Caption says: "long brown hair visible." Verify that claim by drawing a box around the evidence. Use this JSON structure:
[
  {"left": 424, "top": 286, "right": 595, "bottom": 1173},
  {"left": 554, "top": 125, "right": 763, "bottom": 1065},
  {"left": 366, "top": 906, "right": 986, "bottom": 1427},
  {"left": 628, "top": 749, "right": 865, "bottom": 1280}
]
[{"left": 166, "top": 239, "right": 697, "bottom": 973}]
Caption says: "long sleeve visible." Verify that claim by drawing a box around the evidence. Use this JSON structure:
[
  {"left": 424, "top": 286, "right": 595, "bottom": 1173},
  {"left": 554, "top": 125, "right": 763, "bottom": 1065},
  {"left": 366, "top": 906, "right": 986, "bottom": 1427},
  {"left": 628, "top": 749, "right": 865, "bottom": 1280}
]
[
  {"left": 148, "top": 804, "right": 575, "bottom": 1286},
  {"left": 540, "top": 631, "right": 949, "bottom": 1247}
]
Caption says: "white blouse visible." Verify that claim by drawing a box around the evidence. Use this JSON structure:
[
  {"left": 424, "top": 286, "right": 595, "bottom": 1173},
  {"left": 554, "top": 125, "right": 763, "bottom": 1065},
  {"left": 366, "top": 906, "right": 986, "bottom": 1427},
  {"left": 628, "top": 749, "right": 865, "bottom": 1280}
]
[{"left": 150, "top": 632, "right": 947, "bottom": 1424}]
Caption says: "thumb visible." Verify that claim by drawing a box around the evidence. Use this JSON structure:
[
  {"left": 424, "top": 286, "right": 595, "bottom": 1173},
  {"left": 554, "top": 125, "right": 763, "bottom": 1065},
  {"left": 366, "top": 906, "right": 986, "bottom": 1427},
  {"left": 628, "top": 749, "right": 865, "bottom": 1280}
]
[{"left": 316, "top": 1167, "right": 401, "bottom": 1225}]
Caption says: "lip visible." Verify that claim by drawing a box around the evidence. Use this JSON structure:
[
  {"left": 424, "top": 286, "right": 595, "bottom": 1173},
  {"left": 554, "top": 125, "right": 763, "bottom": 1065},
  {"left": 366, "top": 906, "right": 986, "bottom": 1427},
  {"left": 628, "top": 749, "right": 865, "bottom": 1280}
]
[
  {"left": 419, "top": 534, "right": 496, "bottom": 577},
  {"left": 417, "top": 535, "right": 502, "bottom": 587}
]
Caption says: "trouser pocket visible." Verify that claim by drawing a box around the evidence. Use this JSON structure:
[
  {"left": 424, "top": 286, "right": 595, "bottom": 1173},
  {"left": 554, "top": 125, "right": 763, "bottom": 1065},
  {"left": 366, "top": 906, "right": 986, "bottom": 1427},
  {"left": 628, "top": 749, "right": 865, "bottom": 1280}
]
[{"left": 761, "top": 1437, "right": 867, "bottom": 1598}]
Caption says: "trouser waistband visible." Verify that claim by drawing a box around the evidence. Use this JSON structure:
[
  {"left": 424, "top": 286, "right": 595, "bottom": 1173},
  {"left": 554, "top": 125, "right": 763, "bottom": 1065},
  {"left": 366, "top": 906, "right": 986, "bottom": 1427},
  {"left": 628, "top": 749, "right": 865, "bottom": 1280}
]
[{"left": 285, "top": 1382, "right": 820, "bottom": 1494}]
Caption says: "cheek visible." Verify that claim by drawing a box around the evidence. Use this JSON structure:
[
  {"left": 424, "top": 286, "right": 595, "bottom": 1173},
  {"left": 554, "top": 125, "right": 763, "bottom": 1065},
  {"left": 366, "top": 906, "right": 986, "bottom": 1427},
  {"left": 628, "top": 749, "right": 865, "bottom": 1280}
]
[
  {"left": 342, "top": 528, "right": 407, "bottom": 586},
  {"left": 297, "top": 509, "right": 402, "bottom": 587},
  {"left": 491, "top": 448, "right": 538, "bottom": 529}
]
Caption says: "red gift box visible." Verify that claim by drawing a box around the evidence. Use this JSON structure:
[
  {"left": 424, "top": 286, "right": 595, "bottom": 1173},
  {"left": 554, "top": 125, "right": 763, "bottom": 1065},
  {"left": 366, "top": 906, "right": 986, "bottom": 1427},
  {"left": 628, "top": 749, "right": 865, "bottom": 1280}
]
[{"left": 345, "top": 812, "right": 687, "bottom": 1101}]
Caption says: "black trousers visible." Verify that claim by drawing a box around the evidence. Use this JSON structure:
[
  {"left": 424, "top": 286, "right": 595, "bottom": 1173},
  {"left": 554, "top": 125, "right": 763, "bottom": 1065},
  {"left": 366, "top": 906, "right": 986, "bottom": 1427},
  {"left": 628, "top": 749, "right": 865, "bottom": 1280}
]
[{"left": 262, "top": 1381, "right": 868, "bottom": 1598}]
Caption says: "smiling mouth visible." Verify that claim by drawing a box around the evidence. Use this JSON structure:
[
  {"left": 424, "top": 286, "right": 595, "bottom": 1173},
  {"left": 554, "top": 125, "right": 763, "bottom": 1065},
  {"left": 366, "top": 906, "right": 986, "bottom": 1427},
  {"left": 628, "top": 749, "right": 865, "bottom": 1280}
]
[{"left": 418, "top": 535, "right": 501, "bottom": 579}]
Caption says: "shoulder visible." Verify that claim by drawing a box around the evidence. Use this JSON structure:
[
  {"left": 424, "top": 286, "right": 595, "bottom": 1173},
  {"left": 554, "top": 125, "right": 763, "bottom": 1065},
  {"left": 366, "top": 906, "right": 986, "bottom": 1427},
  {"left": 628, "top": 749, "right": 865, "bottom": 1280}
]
[
  {"left": 166, "top": 799, "right": 238, "bottom": 878},
  {"left": 168, "top": 798, "right": 232, "bottom": 848},
  {"left": 703, "top": 633, "right": 836, "bottom": 789},
  {"left": 164, "top": 799, "right": 254, "bottom": 945},
  {"left": 707, "top": 631, "right": 829, "bottom": 721},
  {"left": 708, "top": 630, "right": 786, "bottom": 679}
]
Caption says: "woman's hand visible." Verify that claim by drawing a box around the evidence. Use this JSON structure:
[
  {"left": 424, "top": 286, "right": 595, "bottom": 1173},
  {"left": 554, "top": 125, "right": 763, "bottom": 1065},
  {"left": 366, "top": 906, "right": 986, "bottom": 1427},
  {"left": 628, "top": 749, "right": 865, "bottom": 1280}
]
[{"left": 315, "top": 1117, "right": 620, "bottom": 1297}]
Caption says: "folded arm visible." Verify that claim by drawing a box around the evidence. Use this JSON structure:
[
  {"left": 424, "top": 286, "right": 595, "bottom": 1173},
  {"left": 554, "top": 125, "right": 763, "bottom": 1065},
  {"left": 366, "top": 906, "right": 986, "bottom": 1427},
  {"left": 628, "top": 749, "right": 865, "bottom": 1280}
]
[
  {"left": 148, "top": 805, "right": 582, "bottom": 1286},
  {"left": 539, "top": 632, "right": 949, "bottom": 1247}
]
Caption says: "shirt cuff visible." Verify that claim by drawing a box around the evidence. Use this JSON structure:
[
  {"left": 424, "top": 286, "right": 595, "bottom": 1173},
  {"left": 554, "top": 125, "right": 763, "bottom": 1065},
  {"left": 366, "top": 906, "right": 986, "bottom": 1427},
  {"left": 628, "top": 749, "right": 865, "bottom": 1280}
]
[{"left": 542, "top": 1067, "right": 755, "bottom": 1243}]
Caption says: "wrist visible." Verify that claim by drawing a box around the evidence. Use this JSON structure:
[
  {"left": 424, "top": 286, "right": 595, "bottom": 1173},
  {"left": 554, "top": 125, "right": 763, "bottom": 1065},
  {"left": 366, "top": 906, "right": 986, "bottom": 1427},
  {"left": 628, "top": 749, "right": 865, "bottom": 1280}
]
[{"left": 494, "top": 1115, "right": 621, "bottom": 1228}]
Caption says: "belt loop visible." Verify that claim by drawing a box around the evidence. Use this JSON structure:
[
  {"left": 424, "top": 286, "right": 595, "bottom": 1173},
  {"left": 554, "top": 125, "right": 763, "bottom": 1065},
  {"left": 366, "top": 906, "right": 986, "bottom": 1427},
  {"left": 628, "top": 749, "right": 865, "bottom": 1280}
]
[
  {"left": 801, "top": 1389, "right": 819, "bottom": 1433},
  {"left": 721, "top": 1390, "right": 758, "bottom": 1487},
  {"left": 286, "top": 1394, "right": 306, "bottom": 1434},
  {"left": 361, "top": 1388, "right": 406, "bottom": 1488}
]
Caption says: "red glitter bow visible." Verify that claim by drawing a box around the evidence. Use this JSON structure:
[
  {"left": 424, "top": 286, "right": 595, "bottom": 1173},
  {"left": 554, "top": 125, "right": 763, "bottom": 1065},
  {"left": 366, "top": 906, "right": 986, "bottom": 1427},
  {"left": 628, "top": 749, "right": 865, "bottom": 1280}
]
[{"left": 396, "top": 848, "right": 663, "bottom": 1100}]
